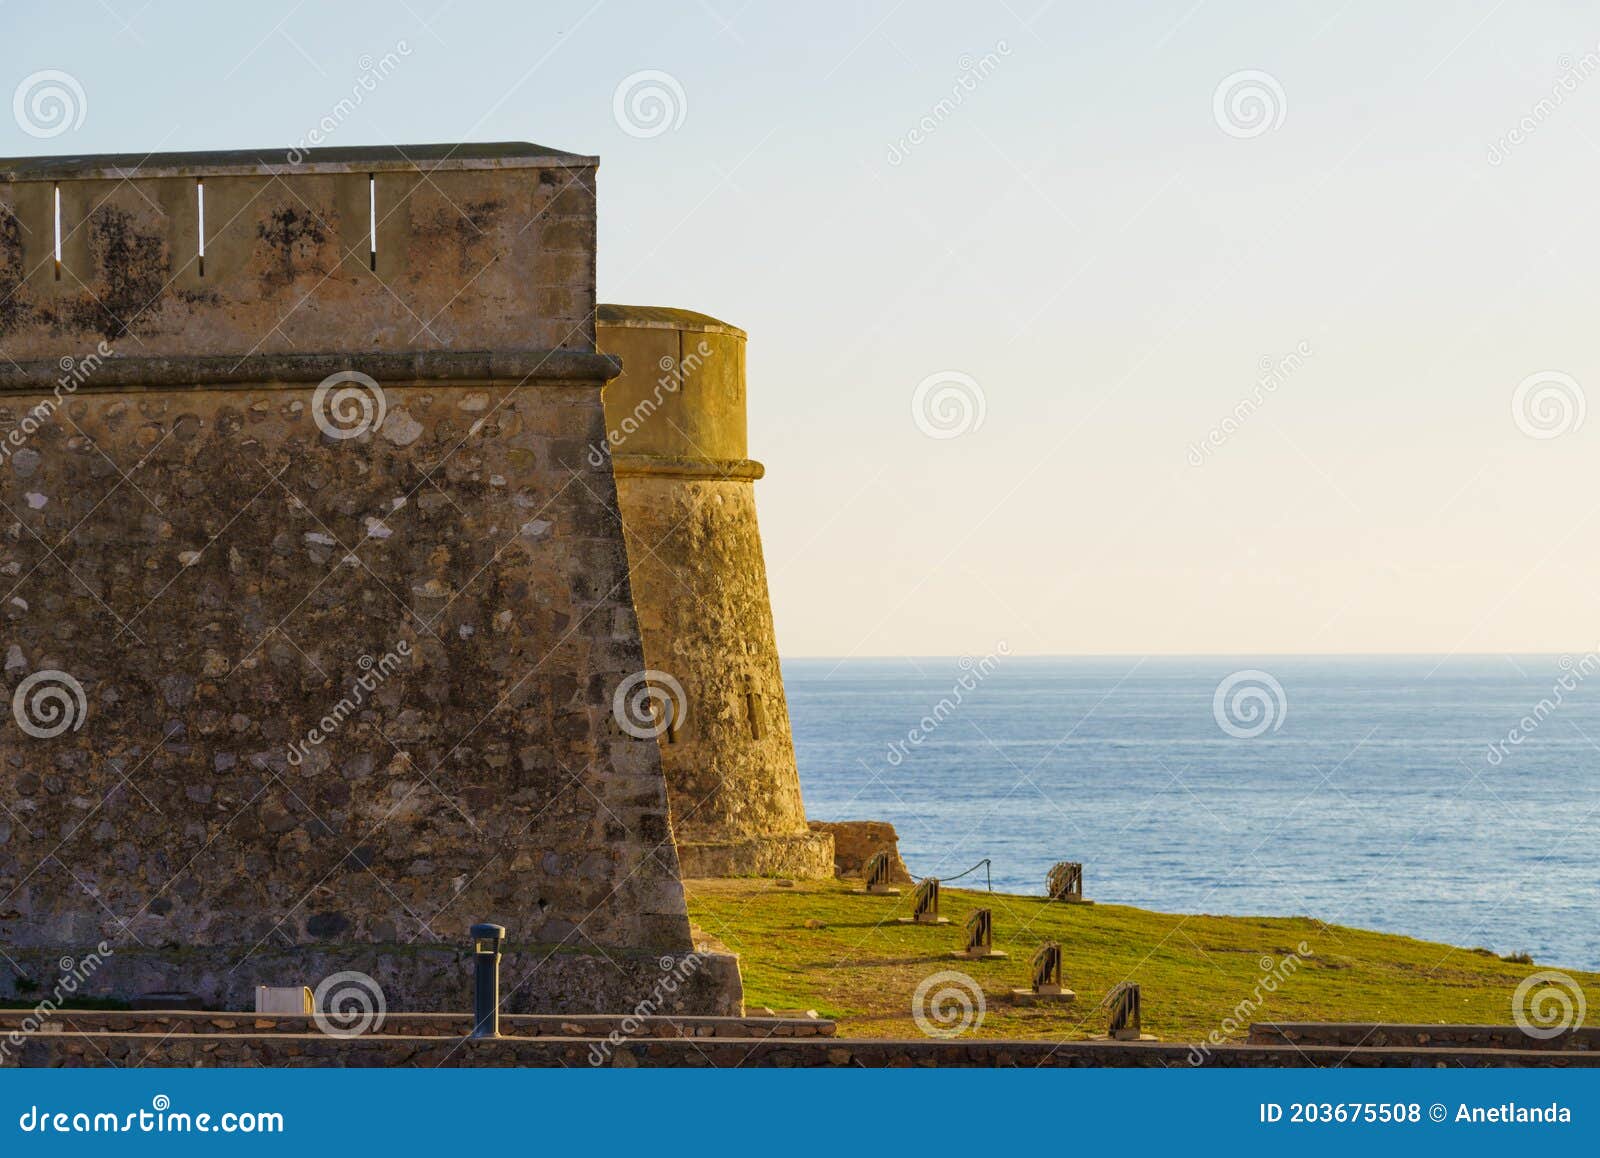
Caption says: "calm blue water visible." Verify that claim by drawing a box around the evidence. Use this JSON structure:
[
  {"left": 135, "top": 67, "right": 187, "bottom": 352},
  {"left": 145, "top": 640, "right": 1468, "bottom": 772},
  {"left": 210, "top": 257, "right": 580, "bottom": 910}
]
[{"left": 786, "top": 655, "right": 1600, "bottom": 970}]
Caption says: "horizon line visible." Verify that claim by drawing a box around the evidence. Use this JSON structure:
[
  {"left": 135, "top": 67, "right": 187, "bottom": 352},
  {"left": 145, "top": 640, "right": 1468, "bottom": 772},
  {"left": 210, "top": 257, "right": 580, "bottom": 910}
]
[{"left": 777, "top": 651, "right": 1592, "bottom": 660}]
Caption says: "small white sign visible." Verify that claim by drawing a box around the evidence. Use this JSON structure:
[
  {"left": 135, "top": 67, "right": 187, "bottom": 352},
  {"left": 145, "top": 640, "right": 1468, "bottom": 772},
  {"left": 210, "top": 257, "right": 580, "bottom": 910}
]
[{"left": 254, "top": 986, "right": 313, "bottom": 1015}]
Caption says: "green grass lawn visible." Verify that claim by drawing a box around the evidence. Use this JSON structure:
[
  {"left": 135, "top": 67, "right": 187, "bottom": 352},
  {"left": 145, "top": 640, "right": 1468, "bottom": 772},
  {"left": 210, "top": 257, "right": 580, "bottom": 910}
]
[{"left": 684, "top": 878, "right": 1598, "bottom": 1042}]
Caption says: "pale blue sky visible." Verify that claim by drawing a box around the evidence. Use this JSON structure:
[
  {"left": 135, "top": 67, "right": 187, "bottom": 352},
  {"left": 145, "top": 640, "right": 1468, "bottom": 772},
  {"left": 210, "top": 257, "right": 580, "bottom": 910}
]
[{"left": 7, "top": 1, "right": 1600, "bottom": 656}]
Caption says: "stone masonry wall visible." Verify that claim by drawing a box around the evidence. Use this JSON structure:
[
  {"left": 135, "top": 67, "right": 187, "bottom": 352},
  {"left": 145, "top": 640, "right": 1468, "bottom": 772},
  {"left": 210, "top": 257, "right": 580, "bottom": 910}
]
[
  {"left": 597, "top": 308, "right": 831, "bottom": 879},
  {"left": 610, "top": 474, "right": 809, "bottom": 844},
  {"left": 0, "top": 375, "right": 692, "bottom": 970},
  {"left": 0, "top": 146, "right": 738, "bottom": 1015}
]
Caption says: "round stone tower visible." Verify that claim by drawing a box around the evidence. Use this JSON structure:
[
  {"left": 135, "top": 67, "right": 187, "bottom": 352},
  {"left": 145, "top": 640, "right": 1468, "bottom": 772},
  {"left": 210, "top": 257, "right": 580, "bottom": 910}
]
[{"left": 596, "top": 305, "right": 832, "bottom": 878}]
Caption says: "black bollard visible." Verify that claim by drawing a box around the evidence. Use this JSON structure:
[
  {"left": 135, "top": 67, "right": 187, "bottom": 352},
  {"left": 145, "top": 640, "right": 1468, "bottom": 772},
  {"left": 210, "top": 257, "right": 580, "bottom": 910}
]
[{"left": 469, "top": 923, "right": 506, "bottom": 1038}]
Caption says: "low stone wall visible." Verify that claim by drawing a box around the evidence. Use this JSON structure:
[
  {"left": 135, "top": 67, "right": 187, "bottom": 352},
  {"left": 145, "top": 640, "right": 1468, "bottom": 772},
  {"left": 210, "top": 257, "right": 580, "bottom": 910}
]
[
  {"left": 808, "top": 820, "right": 913, "bottom": 884},
  {"left": 0, "top": 944, "right": 742, "bottom": 1017},
  {"left": 8, "top": 1033, "right": 1599, "bottom": 1068},
  {"left": 0, "top": 1010, "right": 827, "bottom": 1039},
  {"left": 1251, "top": 1022, "right": 1598, "bottom": 1052},
  {"left": 677, "top": 833, "right": 835, "bottom": 880}
]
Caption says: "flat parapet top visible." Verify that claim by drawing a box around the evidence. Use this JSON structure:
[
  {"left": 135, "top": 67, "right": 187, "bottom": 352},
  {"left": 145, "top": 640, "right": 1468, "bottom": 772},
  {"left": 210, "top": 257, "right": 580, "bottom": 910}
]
[
  {"left": 0, "top": 141, "right": 599, "bottom": 359},
  {"left": 598, "top": 303, "right": 746, "bottom": 338},
  {"left": 0, "top": 141, "right": 597, "bottom": 182}
]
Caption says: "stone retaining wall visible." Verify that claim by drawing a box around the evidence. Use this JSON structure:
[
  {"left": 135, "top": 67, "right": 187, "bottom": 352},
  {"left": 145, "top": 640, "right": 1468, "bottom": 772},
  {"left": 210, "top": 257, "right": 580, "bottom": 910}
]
[
  {"left": 0, "top": 1009, "right": 826, "bottom": 1038},
  {"left": 1250, "top": 1022, "right": 1597, "bottom": 1052},
  {"left": 7, "top": 1032, "right": 1598, "bottom": 1068},
  {"left": 0, "top": 944, "right": 741, "bottom": 1017}
]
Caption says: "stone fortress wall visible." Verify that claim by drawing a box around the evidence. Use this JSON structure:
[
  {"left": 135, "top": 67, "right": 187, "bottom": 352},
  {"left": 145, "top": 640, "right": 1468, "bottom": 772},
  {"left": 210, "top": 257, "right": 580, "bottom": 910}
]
[{"left": 0, "top": 143, "right": 748, "bottom": 1013}]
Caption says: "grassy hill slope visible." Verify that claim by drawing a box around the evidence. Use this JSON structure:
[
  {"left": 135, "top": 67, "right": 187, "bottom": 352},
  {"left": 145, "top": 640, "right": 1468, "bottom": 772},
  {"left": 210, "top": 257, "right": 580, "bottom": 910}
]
[{"left": 684, "top": 879, "right": 1598, "bottom": 1042}]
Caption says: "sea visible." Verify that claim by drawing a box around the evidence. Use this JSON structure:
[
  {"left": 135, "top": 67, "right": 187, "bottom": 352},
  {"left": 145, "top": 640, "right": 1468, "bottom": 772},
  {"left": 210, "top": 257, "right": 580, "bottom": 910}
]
[{"left": 785, "top": 655, "right": 1600, "bottom": 971}]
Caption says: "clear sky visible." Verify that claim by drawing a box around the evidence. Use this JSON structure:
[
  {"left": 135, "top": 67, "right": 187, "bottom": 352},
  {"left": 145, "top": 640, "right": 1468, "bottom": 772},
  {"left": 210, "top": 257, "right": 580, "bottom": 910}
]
[{"left": 6, "top": 1, "right": 1599, "bottom": 656}]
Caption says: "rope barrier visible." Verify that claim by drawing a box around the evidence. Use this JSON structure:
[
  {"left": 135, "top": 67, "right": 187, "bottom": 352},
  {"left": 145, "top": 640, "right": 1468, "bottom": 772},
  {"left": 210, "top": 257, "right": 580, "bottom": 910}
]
[{"left": 932, "top": 857, "right": 992, "bottom": 891}]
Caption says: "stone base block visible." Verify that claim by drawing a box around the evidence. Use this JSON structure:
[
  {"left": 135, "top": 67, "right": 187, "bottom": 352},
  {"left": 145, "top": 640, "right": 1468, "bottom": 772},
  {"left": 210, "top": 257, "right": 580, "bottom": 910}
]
[
  {"left": 850, "top": 886, "right": 902, "bottom": 896},
  {"left": 1010, "top": 988, "right": 1077, "bottom": 1005},
  {"left": 1049, "top": 897, "right": 1095, "bottom": 905},
  {"left": 952, "top": 950, "right": 1008, "bottom": 960},
  {"left": 0, "top": 943, "right": 743, "bottom": 1017},
  {"left": 1093, "top": 1032, "right": 1158, "bottom": 1042},
  {"left": 676, "top": 832, "right": 835, "bottom": 879},
  {"left": 896, "top": 916, "right": 951, "bottom": 926}
]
